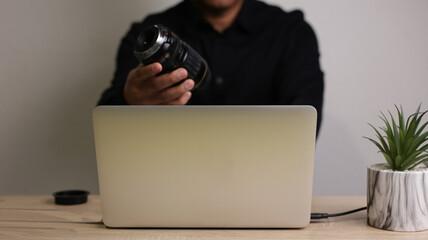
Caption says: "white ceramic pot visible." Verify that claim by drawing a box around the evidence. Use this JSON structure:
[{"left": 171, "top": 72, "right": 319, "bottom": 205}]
[{"left": 367, "top": 163, "right": 428, "bottom": 231}]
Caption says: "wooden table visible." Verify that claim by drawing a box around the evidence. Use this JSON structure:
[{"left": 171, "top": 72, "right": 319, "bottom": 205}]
[{"left": 1, "top": 195, "right": 427, "bottom": 239}]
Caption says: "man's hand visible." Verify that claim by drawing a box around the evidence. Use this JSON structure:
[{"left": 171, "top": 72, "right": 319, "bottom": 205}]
[{"left": 124, "top": 63, "right": 195, "bottom": 105}]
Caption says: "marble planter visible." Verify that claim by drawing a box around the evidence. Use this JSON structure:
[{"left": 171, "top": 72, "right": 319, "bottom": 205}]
[{"left": 367, "top": 163, "right": 428, "bottom": 231}]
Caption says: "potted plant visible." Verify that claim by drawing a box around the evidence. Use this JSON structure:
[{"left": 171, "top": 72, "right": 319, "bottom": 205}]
[{"left": 365, "top": 105, "right": 428, "bottom": 231}]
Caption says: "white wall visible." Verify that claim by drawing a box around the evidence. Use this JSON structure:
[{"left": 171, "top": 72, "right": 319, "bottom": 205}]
[{"left": 1, "top": 0, "right": 427, "bottom": 195}]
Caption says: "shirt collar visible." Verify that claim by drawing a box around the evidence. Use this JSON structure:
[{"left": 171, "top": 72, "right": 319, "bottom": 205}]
[{"left": 234, "top": 0, "right": 257, "bottom": 34}]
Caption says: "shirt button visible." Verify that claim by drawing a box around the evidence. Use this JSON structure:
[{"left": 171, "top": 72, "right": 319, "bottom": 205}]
[{"left": 215, "top": 77, "right": 224, "bottom": 85}]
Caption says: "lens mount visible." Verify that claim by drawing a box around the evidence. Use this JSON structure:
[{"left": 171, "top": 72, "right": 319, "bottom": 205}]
[{"left": 135, "top": 24, "right": 168, "bottom": 60}]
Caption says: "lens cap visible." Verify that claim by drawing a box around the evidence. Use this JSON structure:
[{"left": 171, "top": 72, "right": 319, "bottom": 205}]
[{"left": 53, "top": 190, "right": 89, "bottom": 205}]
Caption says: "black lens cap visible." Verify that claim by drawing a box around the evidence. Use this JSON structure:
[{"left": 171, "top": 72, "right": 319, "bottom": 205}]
[{"left": 53, "top": 190, "right": 89, "bottom": 205}]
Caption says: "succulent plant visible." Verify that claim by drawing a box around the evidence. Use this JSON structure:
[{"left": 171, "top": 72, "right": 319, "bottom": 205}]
[{"left": 365, "top": 105, "right": 428, "bottom": 171}]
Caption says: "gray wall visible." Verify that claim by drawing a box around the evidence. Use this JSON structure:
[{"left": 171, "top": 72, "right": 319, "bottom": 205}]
[{"left": 1, "top": 0, "right": 428, "bottom": 195}]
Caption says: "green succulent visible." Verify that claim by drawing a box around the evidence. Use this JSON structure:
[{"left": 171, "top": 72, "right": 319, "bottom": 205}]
[{"left": 365, "top": 105, "right": 428, "bottom": 171}]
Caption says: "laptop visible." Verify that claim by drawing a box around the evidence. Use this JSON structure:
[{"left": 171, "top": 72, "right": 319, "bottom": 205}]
[{"left": 92, "top": 106, "right": 317, "bottom": 228}]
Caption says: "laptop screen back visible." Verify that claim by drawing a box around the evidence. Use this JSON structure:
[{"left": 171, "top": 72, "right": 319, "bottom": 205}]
[{"left": 93, "top": 106, "right": 317, "bottom": 228}]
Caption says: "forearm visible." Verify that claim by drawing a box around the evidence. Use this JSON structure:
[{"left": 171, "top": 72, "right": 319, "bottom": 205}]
[
  {"left": 97, "top": 22, "right": 142, "bottom": 106},
  {"left": 97, "top": 83, "right": 128, "bottom": 105},
  {"left": 275, "top": 18, "right": 324, "bottom": 134}
]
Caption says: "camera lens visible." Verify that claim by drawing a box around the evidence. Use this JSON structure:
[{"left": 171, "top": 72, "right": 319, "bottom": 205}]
[
  {"left": 134, "top": 24, "right": 211, "bottom": 90},
  {"left": 139, "top": 29, "right": 156, "bottom": 52}
]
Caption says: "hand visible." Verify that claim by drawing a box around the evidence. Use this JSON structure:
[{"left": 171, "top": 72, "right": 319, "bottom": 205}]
[{"left": 123, "top": 63, "right": 195, "bottom": 105}]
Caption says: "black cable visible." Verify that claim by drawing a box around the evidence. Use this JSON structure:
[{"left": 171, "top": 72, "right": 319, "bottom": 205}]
[{"left": 310, "top": 207, "right": 367, "bottom": 220}]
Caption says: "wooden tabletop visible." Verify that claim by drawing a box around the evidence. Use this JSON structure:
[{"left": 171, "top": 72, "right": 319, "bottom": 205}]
[{"left": 1, "top": 195, "right": 427, "bottom": 239}]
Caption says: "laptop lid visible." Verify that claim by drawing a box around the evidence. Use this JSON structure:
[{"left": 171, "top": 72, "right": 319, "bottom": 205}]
[{"left": 93, "top": 106, "right": 317, "bottom": 228}]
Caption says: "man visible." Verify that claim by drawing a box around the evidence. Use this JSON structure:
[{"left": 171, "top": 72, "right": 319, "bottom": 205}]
[{"left": 98, "top": 0, "right": 324, "bottom": 130}]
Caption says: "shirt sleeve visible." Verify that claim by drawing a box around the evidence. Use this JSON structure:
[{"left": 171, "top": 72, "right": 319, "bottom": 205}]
[
  {"left": 97, "top": 23, "right": 142, "bottom": 105},
  {"left": 275, "top": 12, "right": 324, "bottom": 133}
]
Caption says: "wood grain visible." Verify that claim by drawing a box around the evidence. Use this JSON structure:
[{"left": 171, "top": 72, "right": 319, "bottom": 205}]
[{"left": 1, "top": 195, "right": 427, "bottom": 239}]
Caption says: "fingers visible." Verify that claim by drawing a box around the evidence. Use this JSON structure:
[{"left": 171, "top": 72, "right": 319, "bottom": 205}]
[
  {"left": 152, "top": 68, "right": 188, "bottom": 90},
  {"left": 124, "top": 62, "right": 195, "bottom": 105},
  {"left": 132, "top": 64, "right": 188, "bottom": 92},
  {"left": 167, "top": 91, "right": 192, "bottom": 105},
  {"left": 130, "top": 63, "right": 163, "bottom": 86},
  {"left": 140, "top": 63, "right": 163, "bottom": 78},
  {"left": 156, "top": 79, "right": 195, "bottom": 104}
]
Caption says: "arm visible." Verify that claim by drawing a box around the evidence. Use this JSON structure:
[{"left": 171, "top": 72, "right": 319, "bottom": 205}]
[
  {"left": 98, "top": 22, "right": 194, "bottom": 105},
  {"left": 275, "top": 13, "right": 324, "bottom": 133},
  {"left": 97, "top": 23, "right": 140, "bottom": 105}
]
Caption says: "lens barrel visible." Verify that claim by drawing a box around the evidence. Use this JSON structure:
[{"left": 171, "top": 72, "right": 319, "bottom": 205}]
[{"left": 134, "top": 24, "right": 211, "bottom": 90}]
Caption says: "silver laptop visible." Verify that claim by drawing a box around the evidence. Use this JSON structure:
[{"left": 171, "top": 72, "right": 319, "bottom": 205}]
[{"left": 93, "top": 106, "right": 317, "bottom": 228}]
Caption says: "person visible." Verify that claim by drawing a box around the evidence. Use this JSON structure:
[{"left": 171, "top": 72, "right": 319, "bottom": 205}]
[{"left": 98, "top": 0, "right": 324, "bottom": 130}]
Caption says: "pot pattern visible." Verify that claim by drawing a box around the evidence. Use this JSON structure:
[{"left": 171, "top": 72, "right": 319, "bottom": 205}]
[{"left": 367, "top": 164, "right": 428, "bottom": 231}]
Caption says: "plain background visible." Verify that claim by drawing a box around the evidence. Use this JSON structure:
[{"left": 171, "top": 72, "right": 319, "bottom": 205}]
[{"left": 1, "top": 0, "right": 428, "bottom": 195}]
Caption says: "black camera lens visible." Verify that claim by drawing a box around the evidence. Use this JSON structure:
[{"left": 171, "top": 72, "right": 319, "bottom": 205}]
[
  {"left": 134, "top": 24, "right": 211, "bottom": 90},
  {"left": 139, "top": 29, "right": 156, "bottom": 52}
]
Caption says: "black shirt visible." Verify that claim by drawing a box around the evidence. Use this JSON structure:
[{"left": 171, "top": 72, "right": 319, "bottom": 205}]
[{"left": 98, "top": 0, "right": 324, "bottom": 130}]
